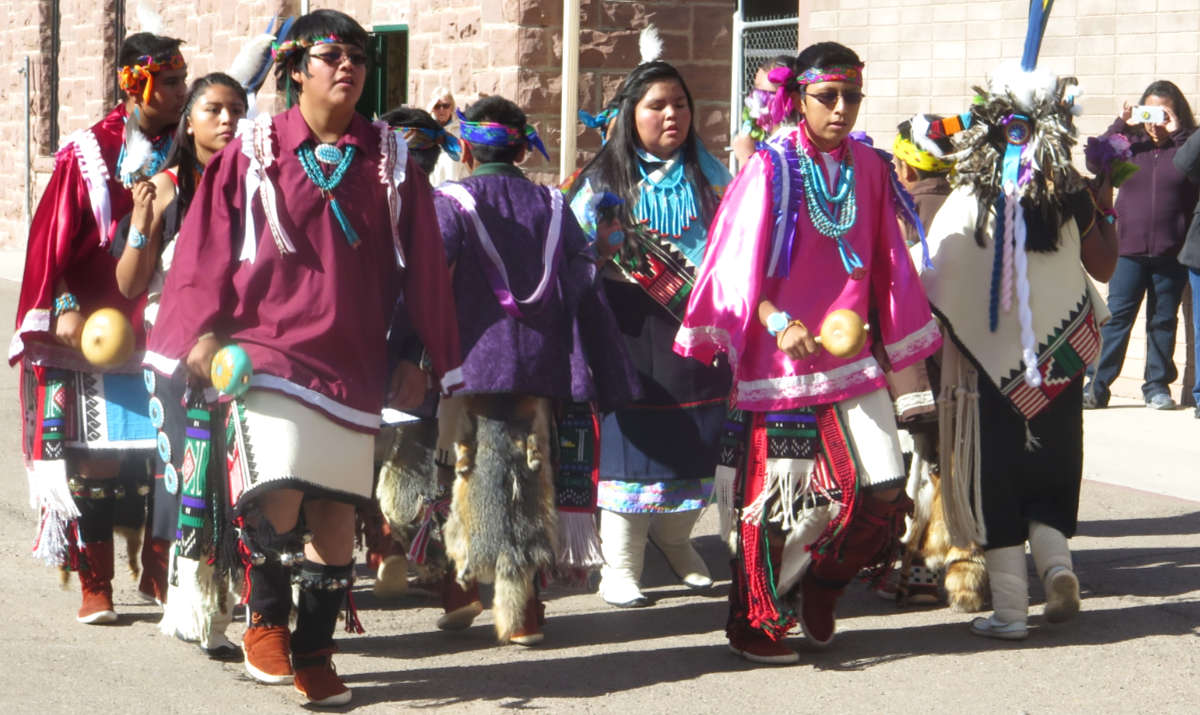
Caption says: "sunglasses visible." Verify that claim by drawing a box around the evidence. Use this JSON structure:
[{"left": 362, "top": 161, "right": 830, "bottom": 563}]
[
  {"left": 433, "top": 102, "right": 452, "bottom": 110},
  {"left": 309, "top": 50, "right": 369, "bottom": 67},
  {"left": 805, "top": 89, "right": 865, "bottom": 108}
]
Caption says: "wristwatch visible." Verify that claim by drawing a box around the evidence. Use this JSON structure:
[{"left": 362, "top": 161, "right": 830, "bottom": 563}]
[{"left": 766, "top": 311, "right": 791, "bottom": 336}]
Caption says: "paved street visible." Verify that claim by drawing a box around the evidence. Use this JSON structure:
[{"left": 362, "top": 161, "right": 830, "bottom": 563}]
[{"left": 0, "top": 274, "right": 1196, "bottom": 713}]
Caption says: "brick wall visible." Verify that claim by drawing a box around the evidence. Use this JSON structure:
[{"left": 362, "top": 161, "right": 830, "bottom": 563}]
[
  {"left": 1, "top": 1, "right": 732, "bottom": 247},
  {"left": 798, "top": 0, "right": 1199, "bottom": 404},
  {"left": 409, "top": 0, "right": 734, "bottom": 184}
]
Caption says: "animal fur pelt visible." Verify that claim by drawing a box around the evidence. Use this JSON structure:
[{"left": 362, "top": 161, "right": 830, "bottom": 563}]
[
  {"left": 442, "top": 396, "right": 558, "bottom": 641},
  {"left": 375, "top": 419, "right": 448, "bottom": 583},
  {"left": 901, "top": 431, "right": 989, "bottom": 612}
]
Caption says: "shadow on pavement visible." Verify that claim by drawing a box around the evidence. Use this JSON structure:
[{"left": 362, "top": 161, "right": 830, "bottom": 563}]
[{"left": 1077, "top": 511, "right": 1200, "bottom": 538}]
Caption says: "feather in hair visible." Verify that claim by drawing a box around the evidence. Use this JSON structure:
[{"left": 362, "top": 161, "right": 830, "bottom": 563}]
[
  {"left": 136, "top": 1, "right": 165, "bottom": 35},
  {"left": 228, "top": 33, "right": 277, "bottom": 90},
  {"left": 639, "top": 25, "right": 662, "bottom": 64}
]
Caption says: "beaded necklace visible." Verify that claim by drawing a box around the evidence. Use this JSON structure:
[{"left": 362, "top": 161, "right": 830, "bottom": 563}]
[
  {"left": 795, "top": 144, "right": 864, "bottom": 278},
  {"left": 634, "top": 154, "right": 699, "bottom": 238},
  {"left": 296, "top": 142, "right": 360, "bottom": 247}
]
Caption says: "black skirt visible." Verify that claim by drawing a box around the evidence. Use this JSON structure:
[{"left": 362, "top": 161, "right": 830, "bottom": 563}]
[{"left": 978, "top": 374, "right": 1083, "bottom": 549}]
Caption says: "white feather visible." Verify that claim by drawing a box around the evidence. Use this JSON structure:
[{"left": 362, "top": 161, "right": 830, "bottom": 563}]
[
  {"left": 120, "top": 127, "right": 154, "bottom": 184},
  {"left": 228, "top": 33, "right": 277, "bottom": 88},
  {"left": 910, "top": 113, "right": 945, "bottom": 157},
  {"left": 639, "top": 25, "right": 663, "bottom": 64},
  {"left": 136, "top": 1, "right": 165, "bottom": 35}
]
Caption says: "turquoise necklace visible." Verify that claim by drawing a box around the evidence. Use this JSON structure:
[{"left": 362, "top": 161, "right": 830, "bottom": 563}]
[
  {"left": 296, "top": 142, "right": 360, "bottom": 247},
  {"left": 635, "top": 157, "right": 699, "bottom": 238},
  {"left": 796, "top": 146, "right": 863, "bottom": 277}
]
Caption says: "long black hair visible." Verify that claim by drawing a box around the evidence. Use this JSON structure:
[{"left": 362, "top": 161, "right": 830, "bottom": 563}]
[
  {"left": 271, "top": 9, "right": 369, "bottom": 108},
  {"left": 164, "top": 72, "right": 247, "bottom": 214},
  {"left": 1139, "top": 80, "right": 1196, "bottom": 133},
  {"left": 568, "top": 61, "right": 718, "bottom": 240}
]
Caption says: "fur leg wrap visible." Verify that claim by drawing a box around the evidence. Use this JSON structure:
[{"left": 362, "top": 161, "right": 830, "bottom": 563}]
[
  {"left": 442, "top": 404, "right": 558, "bottom": 642},
  {"left": 983, "top": 545, "right": 1029, "bottom": 624},
  {"left": 292, "top": 562, "right": 354, "bottom": 654}
]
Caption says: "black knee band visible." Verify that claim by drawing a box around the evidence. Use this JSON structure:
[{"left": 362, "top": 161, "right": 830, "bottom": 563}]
[{"left": 70, "top": 477, "right": 117, "bottom": 543}]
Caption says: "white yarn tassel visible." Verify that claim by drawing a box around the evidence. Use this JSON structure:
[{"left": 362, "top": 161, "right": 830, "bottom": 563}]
[
  {"left": 937, "top": 339, "right": 988, "bottom": 548},
  {"left": 1010, "top": 189, "right": 1041, "bottom": 388},
  {"left": 1000, "top": 186, "right": 1017, "bottom": 312},
  {"left": 712, "top": 465, "right": 737, "bottom": 551}
]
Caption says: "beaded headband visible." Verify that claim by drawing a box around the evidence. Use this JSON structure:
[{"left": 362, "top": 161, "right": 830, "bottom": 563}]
[
  {"left": 892, "top": 135, "right": 954, "bottom": 173},
  {"left": 798, "top": 64, "right": 864, "bottom": 87},
  {"left": 398, "top": 126, "right": 462, "bottom": 161},
  {"left": 271, "top": 34, "right": 341, "bottom": 64},
  {"left": 118, "top": 53, "right": 187, "bottom": 104},
  {"left": 456, "top": 109, "right": 550, "bottom": 160}
]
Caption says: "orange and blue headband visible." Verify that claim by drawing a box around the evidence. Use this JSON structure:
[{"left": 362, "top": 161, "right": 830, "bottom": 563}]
[
  {"left": 456, "top": 110, "right": 549, "bottom": 160},
  {"left": 118, "top": 53, "right": 187, "bottom": 104},
  {"left": 397, "top": 126, "right": 462, "bottom": 161}
]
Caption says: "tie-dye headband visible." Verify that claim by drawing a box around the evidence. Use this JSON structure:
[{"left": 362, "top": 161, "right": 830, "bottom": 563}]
[
  {"left": 798, "top": 64, "right": 864, "bottom": 87},
  {"left": 398, "top": 126, "right": 462, "bottom": 161},
  {"left": 118, "top": 53, "right": 187, "bottom": 104},
  {"left": 456, "top": 109, "right": 550, "bottom": 160},
  {"left": 271, "top": 34, "right": 341, "bottom": 64}
]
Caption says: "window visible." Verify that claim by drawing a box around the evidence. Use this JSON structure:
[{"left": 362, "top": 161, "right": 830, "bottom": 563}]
[{"left": 356, "top": 25, "right": 408, "bottom": 120}]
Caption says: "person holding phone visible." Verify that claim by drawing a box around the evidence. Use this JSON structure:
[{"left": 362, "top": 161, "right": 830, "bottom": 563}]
[{"left": 1084, "top": 80, "right": 1197, "bottom": 410}]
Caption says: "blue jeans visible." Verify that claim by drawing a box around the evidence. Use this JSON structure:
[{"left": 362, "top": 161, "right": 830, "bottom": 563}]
[
  {"left": 1086, "top": 256, "right": 1187, "bottom": 404},
  {"left": 1190, "top": 268, "right": 1200, "bottom": 406}
]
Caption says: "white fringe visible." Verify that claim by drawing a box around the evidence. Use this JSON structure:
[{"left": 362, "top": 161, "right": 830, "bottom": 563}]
[
  {"left": 555, "top": 511, "right": 603, "bottom": 569},
  {"left": 27, "top": 459, "right": 78, "bottom": 567},
  {"left": 937, "top": 341, "right": 988, "bottom": 548},
  {"left": 712, "top": 465, "right": 737, "bottom": 552},
  {"left": 159, "top": 551, "right": 227, "bottom": 644}
]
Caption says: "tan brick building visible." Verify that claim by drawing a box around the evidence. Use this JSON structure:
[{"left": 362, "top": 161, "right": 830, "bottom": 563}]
[
  {"left": 797, "top": 0, "right": 1199, "bottom": 403},
  {"left": 0, "top": 0, "right": 738, "bottom": 248}
]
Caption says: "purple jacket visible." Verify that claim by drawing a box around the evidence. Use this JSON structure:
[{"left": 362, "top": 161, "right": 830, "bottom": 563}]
[{"left": 1100, "top": 118, "right": 1198, "bottom": 257}]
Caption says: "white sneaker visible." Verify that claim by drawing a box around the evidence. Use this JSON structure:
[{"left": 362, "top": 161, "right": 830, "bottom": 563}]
[
  {"left": 1043, "top": 566, "right": 1080, "bottom": 623},
  {"left": 969, "top": 614, "right": 1028, "bottom": 640}
]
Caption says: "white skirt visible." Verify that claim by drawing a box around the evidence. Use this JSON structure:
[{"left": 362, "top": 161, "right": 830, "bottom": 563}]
[{"left": 226, "top": 390, "right": 374, "bottom": 508}]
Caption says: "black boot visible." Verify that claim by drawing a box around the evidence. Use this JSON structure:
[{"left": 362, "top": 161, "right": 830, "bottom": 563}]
[{"left": 291, "top": 562, "right": 353, "bottom": 706}]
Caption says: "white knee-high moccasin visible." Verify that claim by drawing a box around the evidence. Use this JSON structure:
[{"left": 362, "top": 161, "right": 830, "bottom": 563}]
[
  {"left": 1029, "top": 521, "right": 1080, "bottom": 623},
  {"left": 649, "top": 510, "right": 713, "bottom": 589},
  {"left": 970, "top": 545, "right": 1029, "bottom": 640},
  {"left": 598, "top": 510, "right": 652, "bottom": 607}
]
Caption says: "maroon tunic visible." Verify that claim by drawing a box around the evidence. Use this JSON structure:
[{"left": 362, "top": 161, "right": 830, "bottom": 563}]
[
  {"left": 11, "top": 105, "right": 147, "bottom": 368},
  {"left": 147, "top": 107, "right": 461, "bottom": 432}
]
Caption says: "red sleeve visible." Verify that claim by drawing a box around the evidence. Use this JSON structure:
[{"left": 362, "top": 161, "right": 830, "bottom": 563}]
[
  {"left": 146, "top": 142, "right": 245, "bottom": 370},
  {"left": 398, "top": 156, "right": 463, "bottom": 388},
  {"left": 11, "top": 148, "right": 90, "bottom": 364}
]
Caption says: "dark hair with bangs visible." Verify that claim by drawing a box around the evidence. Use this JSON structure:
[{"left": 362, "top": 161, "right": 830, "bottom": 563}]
[
  {"left": 1139, "top": 80, "right": 1196, "bottom": 133},
  {"left": 118, "top": 32, "right": 185, "bottom": 69},
  {"left": 461, "top": 96, "right": 528, "bottom": 165},
  {"left": 567, "top": 60, "right": 717, "bottom": 255},
  {"left": 166, "top": 73, "right": 248, "bottom": 214},
  {"left": 272, "top": 9, "right": 369, "bottom": 107}
]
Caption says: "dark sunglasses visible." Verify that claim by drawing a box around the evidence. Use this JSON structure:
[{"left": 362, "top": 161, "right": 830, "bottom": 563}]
[
  {"left": 432, "top": 102, "right": 452, "bottom": 110},
  {"left": 309, "top": 50, "right": 369, "bottom": 67},
  {"left": 805, "top": 89, "right": 865, "bottom": 108}
]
